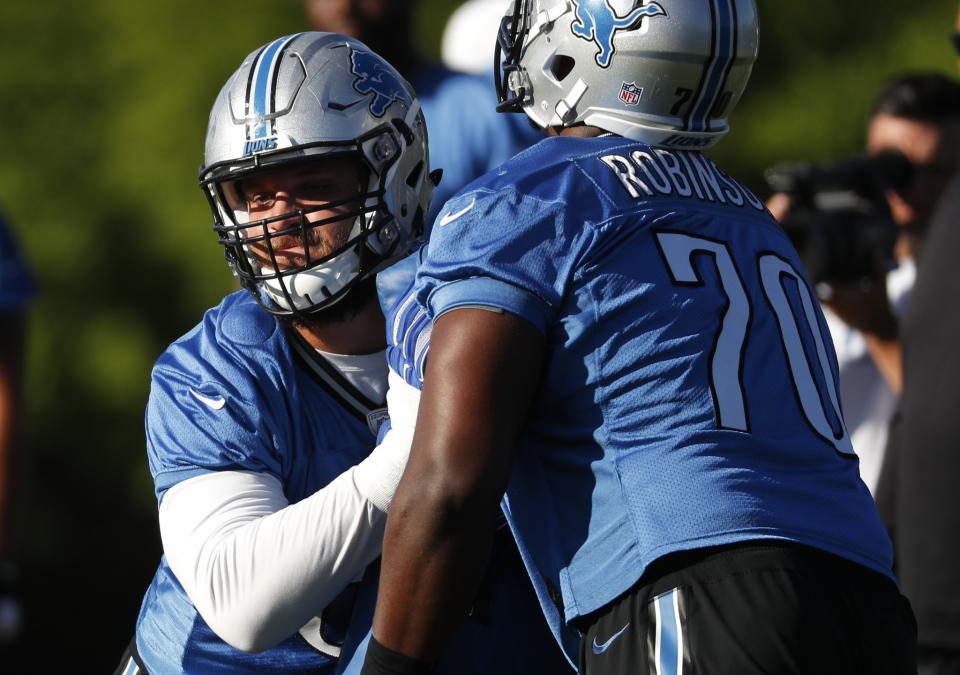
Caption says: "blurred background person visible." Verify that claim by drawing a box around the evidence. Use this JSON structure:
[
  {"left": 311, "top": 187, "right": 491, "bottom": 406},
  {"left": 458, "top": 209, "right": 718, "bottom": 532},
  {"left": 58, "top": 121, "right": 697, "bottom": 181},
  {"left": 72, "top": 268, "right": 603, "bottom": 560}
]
[
  {"left": 868, "top": 75, "right": 960, "bottom": 267},
  {"left": 878, "top": 7, "right": 960, "bottom": 673},
  {"left": 767, "top": 72, "right": 960, "bottom": 495},
  {"left": 829, "top": 72, "right": 960, "bottom": 493},
  {"left": 0, "top": 210, "right": 35, "bottom": 651},
  {"left": 305, "top": 0, "right": 540, "bottom": 310}
]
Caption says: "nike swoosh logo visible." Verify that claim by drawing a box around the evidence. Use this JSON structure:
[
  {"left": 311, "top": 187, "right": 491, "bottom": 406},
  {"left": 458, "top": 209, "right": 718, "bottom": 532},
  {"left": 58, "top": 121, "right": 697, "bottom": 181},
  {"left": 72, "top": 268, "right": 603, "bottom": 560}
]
[
  {"left": 189, "top": 388, "right": 226, "bottom": 410},
  {"left": 592, "top": 623, "right": 629, "bottom": 655},
  {"left": 437, "top": 198, "right": 476, "bottom": 227}
]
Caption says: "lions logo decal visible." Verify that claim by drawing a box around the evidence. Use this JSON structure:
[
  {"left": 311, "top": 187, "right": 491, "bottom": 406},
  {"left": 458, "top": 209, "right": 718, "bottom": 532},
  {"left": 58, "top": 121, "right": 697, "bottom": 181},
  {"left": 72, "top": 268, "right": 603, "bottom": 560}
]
[
  {"left": 350, "top": 48, "right": 412, "bottom": 117},
  {"left": 571, "top": 0, "right": 666, "bottom": 67}
]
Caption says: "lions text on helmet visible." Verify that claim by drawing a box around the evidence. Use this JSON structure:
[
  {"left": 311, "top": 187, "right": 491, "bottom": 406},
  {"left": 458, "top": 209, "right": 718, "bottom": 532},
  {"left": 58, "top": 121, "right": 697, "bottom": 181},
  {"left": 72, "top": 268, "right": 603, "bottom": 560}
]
[
  {"left": 200, "top": 32, "right": 437, "bottom": 317},
  {"left": 495, "top": 0, "right": 758, "bottom": 148}
]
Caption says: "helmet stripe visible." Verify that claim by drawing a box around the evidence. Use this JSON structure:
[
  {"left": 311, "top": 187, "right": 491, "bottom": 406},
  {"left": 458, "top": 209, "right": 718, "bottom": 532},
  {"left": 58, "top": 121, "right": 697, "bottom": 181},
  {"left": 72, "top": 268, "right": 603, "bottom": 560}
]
[
  {"left": 249, "top": 34, "right": 301, "bottom": 139},
  {"left": 683, "top": 0, "right": 718, "bottom": 132},
  {"left": 689, "top": 0, "right": 737, "bottom": 132},
  {"left": 713, "top": 0, "right": 740, "bottom": 129}
]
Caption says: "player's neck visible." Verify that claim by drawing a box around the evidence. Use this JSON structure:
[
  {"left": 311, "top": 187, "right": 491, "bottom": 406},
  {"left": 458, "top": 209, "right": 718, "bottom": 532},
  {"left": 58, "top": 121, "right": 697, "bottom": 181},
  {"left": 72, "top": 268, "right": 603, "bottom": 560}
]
[
  {"left": 292, "top": 292, "right": 387, "bottom": 356},
  {"left": 549, "top": 125, "right": 608, "bottom": 138}
]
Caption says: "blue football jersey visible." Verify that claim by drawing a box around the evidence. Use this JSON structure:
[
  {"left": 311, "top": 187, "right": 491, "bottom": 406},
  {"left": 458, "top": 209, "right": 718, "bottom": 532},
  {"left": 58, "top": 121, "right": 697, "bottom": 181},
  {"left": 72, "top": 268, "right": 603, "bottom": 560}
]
[
  {"left": 409, "top": 136, "right": 894, "bottom": 662},
  {"left": 0, "top": 212, "right": 35, "bottom": 310},
  {"left": 135, "top": 291, "right": 383, "bottom": 674}
]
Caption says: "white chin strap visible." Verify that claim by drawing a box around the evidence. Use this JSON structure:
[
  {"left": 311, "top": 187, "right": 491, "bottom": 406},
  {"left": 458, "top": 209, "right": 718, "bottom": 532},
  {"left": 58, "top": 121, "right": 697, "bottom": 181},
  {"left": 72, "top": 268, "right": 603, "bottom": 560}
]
[{"left": 260, "top": 218, "right": 364, "bottom": 312}]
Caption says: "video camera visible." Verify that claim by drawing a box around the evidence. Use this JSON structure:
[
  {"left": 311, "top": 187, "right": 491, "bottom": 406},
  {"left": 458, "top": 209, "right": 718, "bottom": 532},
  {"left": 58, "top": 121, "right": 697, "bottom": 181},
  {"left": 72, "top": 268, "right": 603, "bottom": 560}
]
[{"left": 764, "top": 150, "right": 913, "bottom": 287}]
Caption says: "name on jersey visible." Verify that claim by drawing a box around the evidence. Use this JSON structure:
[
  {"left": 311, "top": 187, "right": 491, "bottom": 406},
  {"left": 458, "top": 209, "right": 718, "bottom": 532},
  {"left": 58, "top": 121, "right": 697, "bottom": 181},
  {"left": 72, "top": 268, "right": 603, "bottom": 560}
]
[{"left": 600, "top": 148, "right": 765, "bottom": 211}]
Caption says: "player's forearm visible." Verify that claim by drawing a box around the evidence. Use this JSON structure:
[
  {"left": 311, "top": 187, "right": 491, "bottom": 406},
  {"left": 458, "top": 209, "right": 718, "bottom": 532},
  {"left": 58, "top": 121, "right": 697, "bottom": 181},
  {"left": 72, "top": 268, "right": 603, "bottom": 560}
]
[
  {"left": 367, "top": 309, "right": 545, "bottom": 665},
  {"left": 864, "top": 333, "right": 903, "bottom": 395},
  {"left": 160, "top": 442, "right": 409, "bottom": 652},
  {"left": 161, "top": 468, "right": 384, "bottom": 651},
  {"left": 371, "top": 457, "right": 501, "bottom": 660},
  {"left": 160, "top": 373, "right": 418, "bottom": 652}
]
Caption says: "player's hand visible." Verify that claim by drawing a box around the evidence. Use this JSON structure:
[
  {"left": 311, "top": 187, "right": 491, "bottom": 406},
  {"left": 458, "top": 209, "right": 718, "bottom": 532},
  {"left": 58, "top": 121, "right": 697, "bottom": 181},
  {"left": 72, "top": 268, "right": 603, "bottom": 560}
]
[
  {"left": 765, "top": 192, "right": 791, "bottom": 222},
  {"left": 818, "top": 261, "right": 897, "bottom": 340}
]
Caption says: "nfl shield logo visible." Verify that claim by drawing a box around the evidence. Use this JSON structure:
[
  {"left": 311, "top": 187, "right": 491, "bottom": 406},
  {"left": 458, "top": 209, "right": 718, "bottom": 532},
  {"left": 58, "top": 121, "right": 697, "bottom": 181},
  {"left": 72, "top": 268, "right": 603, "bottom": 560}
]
[{"left": 619, "top": 82, "right": 642, "bottom": 106}]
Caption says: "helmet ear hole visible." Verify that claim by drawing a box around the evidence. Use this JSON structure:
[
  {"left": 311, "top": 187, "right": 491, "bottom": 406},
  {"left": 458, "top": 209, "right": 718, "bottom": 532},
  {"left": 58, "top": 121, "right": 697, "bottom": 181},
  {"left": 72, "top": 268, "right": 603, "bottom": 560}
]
[
  {"left": 406, "top": 161, "right": 424, "bottom": 188},
  {"left": 546, "top": 55, "right": 576, "bottom": 83},
  {"left": 412, "top": 206, "right": 425, "bottom": 237}
]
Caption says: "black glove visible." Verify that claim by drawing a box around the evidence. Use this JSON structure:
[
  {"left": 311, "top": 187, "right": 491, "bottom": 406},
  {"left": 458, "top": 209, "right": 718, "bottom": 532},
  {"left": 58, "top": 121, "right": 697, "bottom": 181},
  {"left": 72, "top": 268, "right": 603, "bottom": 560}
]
[{"left": 360, "top": 636, "right": 436, "bottom": 675}]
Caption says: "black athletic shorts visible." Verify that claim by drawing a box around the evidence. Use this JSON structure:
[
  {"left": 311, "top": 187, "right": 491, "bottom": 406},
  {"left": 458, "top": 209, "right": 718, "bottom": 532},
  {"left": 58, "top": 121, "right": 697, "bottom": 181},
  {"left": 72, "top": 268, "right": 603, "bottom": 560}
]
[
  {"left": 578, "top": 541, "right": 917, "bottom": 675},
  {"left": 113, "top": 637, "right": 147, "bottom": 675}
]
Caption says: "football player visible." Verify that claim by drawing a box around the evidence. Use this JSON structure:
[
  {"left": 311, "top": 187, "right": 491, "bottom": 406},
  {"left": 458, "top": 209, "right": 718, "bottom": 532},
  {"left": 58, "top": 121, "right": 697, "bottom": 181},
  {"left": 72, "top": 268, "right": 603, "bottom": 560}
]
[
  {"left": 360, "top": 2, "right": 918, "bottom": 674},
  {"left": 117, "top": 33, "right": 567, "bottom": 675}
]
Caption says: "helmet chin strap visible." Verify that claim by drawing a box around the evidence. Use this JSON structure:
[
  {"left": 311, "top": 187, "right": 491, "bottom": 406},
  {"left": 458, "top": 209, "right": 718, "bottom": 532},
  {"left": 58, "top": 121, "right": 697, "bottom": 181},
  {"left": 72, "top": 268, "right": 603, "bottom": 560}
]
[
  {"left": 531, "top": 0, "right": 571, "bottom": 37},
  {"left": 553, "top": 78, "right": 589, "bottom": 125},
  {"left": 260, "top": 215, "right": 366, "bottom": 313}
]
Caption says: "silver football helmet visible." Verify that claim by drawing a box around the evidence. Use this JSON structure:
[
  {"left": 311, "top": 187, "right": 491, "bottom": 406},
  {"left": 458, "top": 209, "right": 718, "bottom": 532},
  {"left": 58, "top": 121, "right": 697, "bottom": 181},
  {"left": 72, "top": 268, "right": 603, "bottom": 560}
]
[
  {"left": 495, "top": 0, "right": 759, "bottom": 148},
  {"left": 200, "top": 32, "right": 435, "bottom": 317}
]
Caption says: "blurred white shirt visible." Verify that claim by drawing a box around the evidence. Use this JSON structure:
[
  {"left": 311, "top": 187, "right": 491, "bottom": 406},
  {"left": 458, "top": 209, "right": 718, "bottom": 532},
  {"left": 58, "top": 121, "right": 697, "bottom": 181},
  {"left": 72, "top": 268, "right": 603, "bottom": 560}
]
[{"left": 825, "top": 259, "right": 914, "bottom": 494}]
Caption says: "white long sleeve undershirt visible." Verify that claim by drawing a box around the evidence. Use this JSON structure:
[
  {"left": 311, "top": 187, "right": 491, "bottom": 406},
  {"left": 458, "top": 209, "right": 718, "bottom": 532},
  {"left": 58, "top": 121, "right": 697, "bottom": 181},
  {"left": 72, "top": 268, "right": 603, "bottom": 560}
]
[{"left": 158, "top": 369, "right": 419, "bottom": 653}]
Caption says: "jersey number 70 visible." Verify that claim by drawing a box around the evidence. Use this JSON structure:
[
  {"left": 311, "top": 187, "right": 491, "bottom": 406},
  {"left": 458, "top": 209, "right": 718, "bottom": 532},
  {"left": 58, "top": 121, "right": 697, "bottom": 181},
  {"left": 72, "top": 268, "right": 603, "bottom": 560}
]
[{"left": 655, "top": 230, "right": 854, "bottom": 456}]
